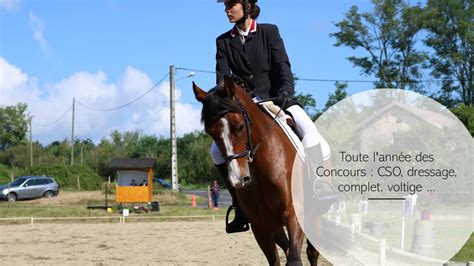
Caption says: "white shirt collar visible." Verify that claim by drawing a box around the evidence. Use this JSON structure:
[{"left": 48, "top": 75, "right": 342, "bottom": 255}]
[
  {"left": 237, "top": 20, "right": 252, "bottom": 37},
  {"left": 230, "top": 19, "right": 257, "bottom": 38}
]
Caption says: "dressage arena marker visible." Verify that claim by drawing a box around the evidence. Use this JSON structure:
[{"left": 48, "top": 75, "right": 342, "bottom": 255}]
[
  {"left": 191, "top": 194, "right": 197, "bottom": 207},
  {"left": 292, "top": 89, "right": 473, "bottom": 265}
]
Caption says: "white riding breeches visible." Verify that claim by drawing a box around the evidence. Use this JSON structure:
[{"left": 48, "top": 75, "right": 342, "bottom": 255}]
[
  {"left": 286, "top": 105, "right": 331, "bottom": 160},
  {"left": 210, "top": 104, "right": 331, "bottom": 165}
]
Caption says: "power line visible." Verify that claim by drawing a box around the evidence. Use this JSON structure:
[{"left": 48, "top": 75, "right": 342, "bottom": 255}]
[
  {"left": 176, "top": 100, "right": 201, "bottom": 106},
  {"left": 76, "top": 72, "right": 170, "bottom": 112},
  {"left": 161, "top": 100, "right": 201, "bottom": 106},
  {"left": 297, "top": 78, "right": 376, "bottom": 83},
  {"left": 176, "top": 66, "right": 459, "bottom": 84},
  {"left": 0, "top": 105, "right": 72, "bottom": 128},
  {"left": 296, "top": 78, "right": 456, "bottom": 83},
  {"left": 176, "top": 67, "right": 215, "bottom": 74},
  {"left": 32, "top": 105, "right": 73, "bottom": 127}
]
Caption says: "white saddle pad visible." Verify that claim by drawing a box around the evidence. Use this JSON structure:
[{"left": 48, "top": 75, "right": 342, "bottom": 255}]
[{"left": 259, "top": 104, "right": 305, "bottom": 161}]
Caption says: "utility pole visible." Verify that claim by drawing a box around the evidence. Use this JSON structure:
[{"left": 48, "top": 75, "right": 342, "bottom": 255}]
[
  {"left": 29, "top": 117, "right": 33, "bottom": 167},
  {"left": 71, "top": 97, "right": 75, "bottom": 166},
  {"left": 170, "top": 65, "right": 178, "bottom": 191},
  {"left": 80, "top": 146, "right": 83, "bottom": 165}
]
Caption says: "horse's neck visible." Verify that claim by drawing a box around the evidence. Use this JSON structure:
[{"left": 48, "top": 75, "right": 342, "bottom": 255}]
[{"left": 237, "top": 90, "right": 292, "bottom": 150}]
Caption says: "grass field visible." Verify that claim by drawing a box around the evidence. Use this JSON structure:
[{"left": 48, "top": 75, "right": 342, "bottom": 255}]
[{"left": 0, "top": 190, "right": 226, "bottom": 218}]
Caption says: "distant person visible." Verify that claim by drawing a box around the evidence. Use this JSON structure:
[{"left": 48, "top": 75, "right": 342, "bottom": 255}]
[
  {"left": 130, "top": 179, "right": 137, "bottom": 186},
  {"left": 210, "top": 180, "right": 220, "bottom": 210},
  {"left": 140, "top": 180, "right": 147, "bottom": 186}
]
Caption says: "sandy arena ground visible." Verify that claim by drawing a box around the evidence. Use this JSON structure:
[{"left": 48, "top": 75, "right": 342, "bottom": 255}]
[{"left": 0, "top": 220, "right": 329, "bottom": 265}]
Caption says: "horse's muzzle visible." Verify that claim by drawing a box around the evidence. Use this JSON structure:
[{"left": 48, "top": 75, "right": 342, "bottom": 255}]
[{"left": 234, "top": 176, "right": 252, "bottom": 189}]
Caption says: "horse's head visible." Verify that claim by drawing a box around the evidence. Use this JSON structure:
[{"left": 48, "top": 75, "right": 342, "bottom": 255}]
[{"left": 193, "top": 76, "right": 252, "bottom": 188}]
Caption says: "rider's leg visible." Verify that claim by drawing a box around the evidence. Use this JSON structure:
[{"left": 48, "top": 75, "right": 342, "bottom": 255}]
[
  {"left": 286, "top": 105, "right": 331, "bottom": 160},
  {"left": 286, "top": 105, "right": 338, "bottom": 215},
  {"left": 211, "top": 142, "right": 250, "bottom": 233}
]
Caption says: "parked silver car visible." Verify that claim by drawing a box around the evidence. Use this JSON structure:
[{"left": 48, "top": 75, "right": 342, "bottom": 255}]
[{"left": 0, "top": 176, "right": 59, "bottom": 202}]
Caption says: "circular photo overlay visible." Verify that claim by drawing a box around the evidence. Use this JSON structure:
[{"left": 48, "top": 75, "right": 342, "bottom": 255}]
[{"left": 291, "top": 89, "right": 473, "bottom": 265}]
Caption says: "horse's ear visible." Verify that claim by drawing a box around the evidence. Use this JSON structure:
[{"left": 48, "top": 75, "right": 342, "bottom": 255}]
[
  {"left": 192, "top": 82, "right": 207, "bottom": 103},
  {"left": 223, "top": 75, "right": 236, "bottom": 97}
]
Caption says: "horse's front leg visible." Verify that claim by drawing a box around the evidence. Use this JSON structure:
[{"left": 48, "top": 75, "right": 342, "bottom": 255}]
[
  {"left": 252, "top": 226, "right": 280, "bottom": 266},
  {"left": 285, "top": 211, "right": 305, "bottom": 266}
]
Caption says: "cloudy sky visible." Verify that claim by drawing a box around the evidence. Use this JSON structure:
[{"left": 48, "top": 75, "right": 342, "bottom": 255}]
[{"left": 0, "top": 0, "right": 373, "bottom": 144}]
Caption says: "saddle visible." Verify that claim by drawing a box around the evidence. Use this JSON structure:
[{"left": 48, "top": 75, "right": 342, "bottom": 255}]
[
  {"left": 259, "top": 100, "right": 300, "bottom": 136},
  {"left": 256, "top": 100, "right": 306, "bottom": 160},
  {"left": 258, "top": 100, "right": 339, "bottom": 215}
]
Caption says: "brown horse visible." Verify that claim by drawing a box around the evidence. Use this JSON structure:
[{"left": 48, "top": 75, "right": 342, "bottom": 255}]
[{"left": 193, "top": 75, "right": 320, "bottom": 265}]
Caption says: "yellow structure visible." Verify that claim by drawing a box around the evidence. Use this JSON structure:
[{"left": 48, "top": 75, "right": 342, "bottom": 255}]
[{"left": 110, "top": 158, "right": 156, "bottom": 203}]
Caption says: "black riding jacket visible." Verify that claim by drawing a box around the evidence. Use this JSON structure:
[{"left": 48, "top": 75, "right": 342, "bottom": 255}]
[{"left": 216, "top": 21, "right": 298, "bottom": 108}]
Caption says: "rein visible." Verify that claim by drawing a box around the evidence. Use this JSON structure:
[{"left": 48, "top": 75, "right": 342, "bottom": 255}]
[{"left": 223, "top": 96, "right": 285, "bottom": 164}]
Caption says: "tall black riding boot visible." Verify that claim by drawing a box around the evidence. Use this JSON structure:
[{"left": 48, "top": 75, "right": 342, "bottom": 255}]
[
  {"left": 305, "top": 145, "right": 339, "bottom": 215},
  {"left": 215, "top": 163, "right": 250, "bottom": 233}
]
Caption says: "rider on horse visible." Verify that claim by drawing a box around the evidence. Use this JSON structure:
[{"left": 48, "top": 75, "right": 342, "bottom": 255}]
[{"left": 213, "top": 0, "right": 335, "bottom": 233}]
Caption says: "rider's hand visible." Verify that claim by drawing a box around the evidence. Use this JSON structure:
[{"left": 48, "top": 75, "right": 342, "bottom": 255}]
[{"left": 278, "top": 91, "right": 291, "bottom": 104}]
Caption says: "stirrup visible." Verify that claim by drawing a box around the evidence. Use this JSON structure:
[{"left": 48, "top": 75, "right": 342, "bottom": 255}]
[
  {"left": 225, "top": 206, "right": 250, "bottom": 234},
  {"left": 313, "top": 180, "right": 338, "bottom": 199},
  {"left": 312, "top": 180, "right": 339, "bottom": 215}
]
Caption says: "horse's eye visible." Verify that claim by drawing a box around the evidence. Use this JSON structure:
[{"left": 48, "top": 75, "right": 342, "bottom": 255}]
[{"left": 237, "top": 124, "right": 244, "bottom": 132}]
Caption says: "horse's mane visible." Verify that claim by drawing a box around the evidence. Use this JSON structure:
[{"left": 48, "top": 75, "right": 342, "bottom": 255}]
[
  {"left": 201, "top": 86, "right": 240, "bottom": 124},
  {"left": 201, "top": 75, "right": 248, "bottom": 124},
  {"left": 227, "top": 75, "right": 248, "bottom": 90}
]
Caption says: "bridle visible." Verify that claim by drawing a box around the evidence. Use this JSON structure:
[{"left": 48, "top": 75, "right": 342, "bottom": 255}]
[{"left": 223, "top": 96, "right": 283, "bottom": 164}]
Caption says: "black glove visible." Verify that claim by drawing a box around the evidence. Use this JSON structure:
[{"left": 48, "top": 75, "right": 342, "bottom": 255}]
[{"left": 278, "top": 91, "right": 291, "bottom": 105}]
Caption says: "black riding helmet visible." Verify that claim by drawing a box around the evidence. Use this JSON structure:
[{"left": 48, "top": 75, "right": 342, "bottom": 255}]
[{"left": 217, "top": 0, "right": 258, "bottom": 24}]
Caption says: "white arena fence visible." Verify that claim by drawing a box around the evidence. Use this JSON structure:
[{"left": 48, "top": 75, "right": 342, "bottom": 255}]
[
  {"left": 322, "top": 214, "right": 474, "bottom": 266},
  {"left": 0, "top": 214, "right": 227, "bottom": 225}
]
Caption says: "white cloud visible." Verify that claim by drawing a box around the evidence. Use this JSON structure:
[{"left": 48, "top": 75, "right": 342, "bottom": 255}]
[
  {"left": 158, "top": 81, "right": 182, "bottom": 100},
  {"left": 120, "top": 66, "right": 154, "bottom": 97},
  {"left": 0, "top": 57, "right": 43, "bottom": 110},
  {"left": 0, "top": 57, "right": 29, "bottom": 100},
  {"left": 29, "top": 12, "right": 49, "bottom": 55},
  {"left": 0, "top": 57, "right": 203, "bottom": 144},
  {"left": 0, "top": 0, "right": 20, "bottom": 10},
  {"left": 119, "top": 78, "right": 203, "bottom": 138}
]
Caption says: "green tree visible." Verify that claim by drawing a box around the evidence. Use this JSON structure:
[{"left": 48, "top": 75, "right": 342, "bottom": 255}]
[
  {"left": 0, "top": 103, "right": 29, "bottom": 150},
  {"left": 294, "top": 73, "right": 318, "bottom": 118},
  {"left": 325, "top": 82, "right": 349, "bottom": 110},
  {"left": 178, "top": 131, "right": 215, "bottom": 184},
  {"left": 0, "top": 144, "right": 30, "bottom": 167},
  {"left": 0, "top": 142, "right": 47, "bottom": 168},
  {"left": 451, "top": 104, "right": 474, "bottom": 136},
  {"left": 70, "top": 138, "right": 97, "bottom": 167},
  {"left": 296, "top": 92, "right": 317, "bottom": 115},
  {"left": 154, "top": 138, "right": 171, "bottom": 180},
  {"left": 95, "top": 138, "right": 119, "bottom": 178},
  {"left": 45, "top": 139, "right": 71, "bottom": 163},
  {"left": 135, "top": 135, "right": 159, "bottom": 158},
  {"left": 424, "top": 0, "right": 473, "bottom": 107},
  {"left": 108, "top": 130, "right": 146, "bottom": 158},
  {"left": 331, "top": 0, "right": 427, "bottom": 92},
  {"left": 313, "top": 82, "right": 349, "bottom": 120}
]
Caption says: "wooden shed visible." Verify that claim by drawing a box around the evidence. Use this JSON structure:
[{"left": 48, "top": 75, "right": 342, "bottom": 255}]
[
  {"left": 354, "top": 102, "right": 458, "bottom": 153},
  {"left": 110, "top": 158, "right": 156, "bottom": 203}
]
